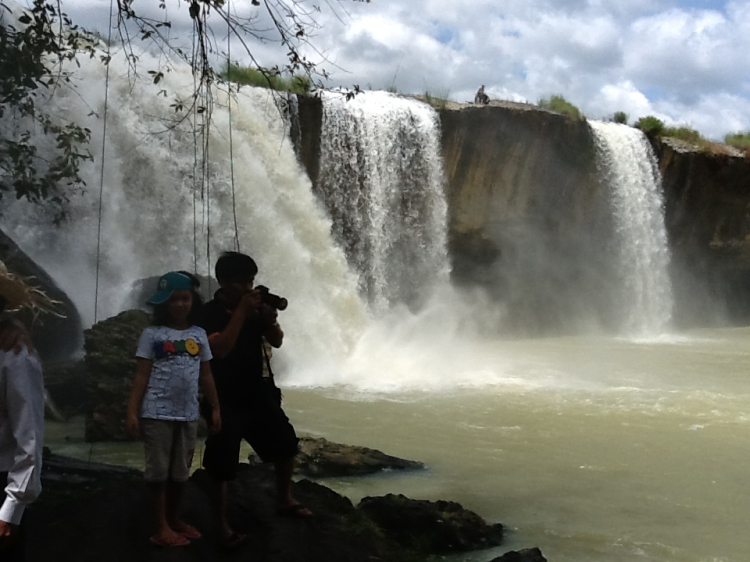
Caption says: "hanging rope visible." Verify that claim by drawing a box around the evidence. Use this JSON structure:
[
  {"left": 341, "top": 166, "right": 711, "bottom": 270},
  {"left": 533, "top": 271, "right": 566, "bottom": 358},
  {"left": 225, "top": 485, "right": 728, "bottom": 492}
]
[
  {"left": 202, "top": 78, "right": 213, "bottom": 295},
  {"left": 93, "top": 0, "right": 115, "bottom": 327},
  {"left": 89, "top": 0, "right": 115, "bottom": 467},
  {"left": 227, "top": 0, "right": 241, "bottom": 253},
  {"left": 192, "top": 25, "right": 200, "bottom": 276}
]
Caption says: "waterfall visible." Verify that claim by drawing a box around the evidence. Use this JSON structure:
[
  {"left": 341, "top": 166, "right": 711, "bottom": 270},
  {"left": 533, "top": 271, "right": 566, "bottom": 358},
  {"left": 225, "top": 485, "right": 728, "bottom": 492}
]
[
  {"left": 590, "top": 121, "right": 673, "bottom": 335},
  {"left": 316, "top": 91, "right": 450, "bottom": 312},
  {"left": 0, "top": 51, "right": 367, "bottom": 370}
]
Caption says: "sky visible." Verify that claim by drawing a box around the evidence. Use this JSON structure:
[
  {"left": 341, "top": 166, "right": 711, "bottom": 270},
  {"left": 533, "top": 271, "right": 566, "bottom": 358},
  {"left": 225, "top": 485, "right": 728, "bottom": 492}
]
[{"left": 57, "top": 0, "right": 750, "bottom": 140}]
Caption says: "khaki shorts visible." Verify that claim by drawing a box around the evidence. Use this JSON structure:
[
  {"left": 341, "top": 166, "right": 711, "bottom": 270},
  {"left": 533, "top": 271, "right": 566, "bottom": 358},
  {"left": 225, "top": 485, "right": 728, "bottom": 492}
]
[{"left": 141, "top": 418, "right": 198, "bottom": 483}]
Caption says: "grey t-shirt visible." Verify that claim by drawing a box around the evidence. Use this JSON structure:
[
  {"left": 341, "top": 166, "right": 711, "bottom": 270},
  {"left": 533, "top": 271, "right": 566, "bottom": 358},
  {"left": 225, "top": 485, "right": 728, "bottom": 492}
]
[{"left": 135, "top": 325, "right": 212, "bottom": 421}]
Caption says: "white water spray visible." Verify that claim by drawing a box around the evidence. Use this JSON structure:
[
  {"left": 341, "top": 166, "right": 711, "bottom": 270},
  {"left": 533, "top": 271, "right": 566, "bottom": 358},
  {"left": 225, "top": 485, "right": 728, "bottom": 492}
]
[
  {"left": 590, "top": 121, "right": 673, "bottom": 335},
  {"left": 316, "top": 91, "right": 450, "bottom": 312},
  {"left": 0, "top": 52, "right": 367, "bottom": 370}
]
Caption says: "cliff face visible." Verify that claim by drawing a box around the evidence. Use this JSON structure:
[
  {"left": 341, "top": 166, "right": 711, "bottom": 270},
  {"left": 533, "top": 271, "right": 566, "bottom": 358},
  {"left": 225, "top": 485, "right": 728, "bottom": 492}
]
[
  {"left": 440, "top": 103, "right": 621, "bottom": 333},
  {"left": 655, "top": 139, "right": 750, "bottom": 326}
]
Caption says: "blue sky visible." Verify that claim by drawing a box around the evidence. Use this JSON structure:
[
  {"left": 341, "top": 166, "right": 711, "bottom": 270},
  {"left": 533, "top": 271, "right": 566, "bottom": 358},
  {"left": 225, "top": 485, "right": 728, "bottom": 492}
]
[{"left": 55, "top": 0, "right": 750, "bottom": 139}]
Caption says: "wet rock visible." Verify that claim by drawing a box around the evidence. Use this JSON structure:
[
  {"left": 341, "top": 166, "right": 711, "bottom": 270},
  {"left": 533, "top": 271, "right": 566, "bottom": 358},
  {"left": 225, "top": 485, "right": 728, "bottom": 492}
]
[
  {"left": 358, "top": 493, "right": 504, "bottom": 553},
  {"left": 249, "top": 436, "right": 424, "bottom": 477},
  {"left": 83, "top": 309, "right": 150, "bottom": 441},
  {"left": 490, "top": 547, "right": 547, "bottom": 562}
]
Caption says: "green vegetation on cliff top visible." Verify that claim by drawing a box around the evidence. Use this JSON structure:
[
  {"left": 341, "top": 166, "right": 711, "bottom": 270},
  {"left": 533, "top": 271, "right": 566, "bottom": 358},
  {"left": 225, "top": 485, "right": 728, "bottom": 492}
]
[
  {"left": 725, "top": 131, "right": 750, "bottom": 150},
  {"left": 537, "top": 95, "right": 585, "bottom": 121},
  {"left": 222, "top": 62, "right": 312, "bottom": 94}
]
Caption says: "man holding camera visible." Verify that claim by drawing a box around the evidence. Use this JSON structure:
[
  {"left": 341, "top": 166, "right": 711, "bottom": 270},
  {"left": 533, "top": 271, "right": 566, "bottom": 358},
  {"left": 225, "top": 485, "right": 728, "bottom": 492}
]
[{"left": 199, "top": 252, "right": 310, "bottom": 550}]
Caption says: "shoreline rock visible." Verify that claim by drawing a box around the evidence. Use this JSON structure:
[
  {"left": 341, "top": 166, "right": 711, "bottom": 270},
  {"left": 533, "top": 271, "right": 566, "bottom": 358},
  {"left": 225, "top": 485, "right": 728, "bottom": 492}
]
[
  {"left": 249, "top": 436, "right": 425, "bottom": 478},
  {"left": 28, "top": 451, "right": 539, "bottom": 562},
  {"left": 358, "top": 493, "right": 504, "bottom": 554}
]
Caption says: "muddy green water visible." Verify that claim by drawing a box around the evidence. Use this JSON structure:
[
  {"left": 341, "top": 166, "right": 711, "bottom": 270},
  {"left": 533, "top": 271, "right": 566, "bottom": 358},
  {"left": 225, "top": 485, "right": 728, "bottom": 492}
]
[{"left": 47, "top": 327, "right": 750, "bottom": 562}]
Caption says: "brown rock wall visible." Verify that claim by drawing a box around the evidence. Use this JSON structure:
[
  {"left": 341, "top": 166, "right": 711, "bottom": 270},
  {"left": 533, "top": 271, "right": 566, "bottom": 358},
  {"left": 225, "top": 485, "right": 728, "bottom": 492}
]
[{"left": 655, "top": 138, "right": 750, "bottom": 326}]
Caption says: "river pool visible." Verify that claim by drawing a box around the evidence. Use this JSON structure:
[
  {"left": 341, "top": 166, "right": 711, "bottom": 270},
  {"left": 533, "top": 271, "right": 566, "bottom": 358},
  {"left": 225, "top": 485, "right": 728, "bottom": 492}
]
[{"left": 47, "top": 327, "right": 750, "bottom": 562}]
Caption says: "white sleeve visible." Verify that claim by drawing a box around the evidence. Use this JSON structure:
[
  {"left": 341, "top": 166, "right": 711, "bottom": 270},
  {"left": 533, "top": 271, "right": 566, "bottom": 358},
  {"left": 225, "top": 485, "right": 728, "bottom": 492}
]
[
  {"left": 0, "top": 350, "right": 44, "bottom": 525},
  {"left": 135, "top": 327, "right": 155, "bottom": 359}
]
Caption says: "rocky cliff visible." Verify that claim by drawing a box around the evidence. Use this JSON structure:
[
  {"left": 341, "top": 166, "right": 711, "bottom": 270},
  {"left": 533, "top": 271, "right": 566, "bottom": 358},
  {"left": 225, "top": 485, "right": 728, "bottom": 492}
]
[
  {"left": 655, "top": 138, "right": 750, "bottom": 327},
  {"left": 439, "top": 102, "right": 622, "bottom": 333}
]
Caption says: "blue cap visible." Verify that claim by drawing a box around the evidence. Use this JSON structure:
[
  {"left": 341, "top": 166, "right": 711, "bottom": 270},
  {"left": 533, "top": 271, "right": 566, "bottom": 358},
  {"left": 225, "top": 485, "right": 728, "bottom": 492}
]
[{"left": 147, "top": 272, "right": 194, "bottom": 305}]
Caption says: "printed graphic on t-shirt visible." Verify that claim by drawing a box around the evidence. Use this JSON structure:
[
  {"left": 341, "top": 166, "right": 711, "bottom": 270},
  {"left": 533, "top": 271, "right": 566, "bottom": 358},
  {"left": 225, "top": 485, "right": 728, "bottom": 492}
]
[
  {"left": 153, "top": 337, "right": 201, "bottom": 359},
  {"left": 135, "top": 326, "right": 212, "bottom": 421}
]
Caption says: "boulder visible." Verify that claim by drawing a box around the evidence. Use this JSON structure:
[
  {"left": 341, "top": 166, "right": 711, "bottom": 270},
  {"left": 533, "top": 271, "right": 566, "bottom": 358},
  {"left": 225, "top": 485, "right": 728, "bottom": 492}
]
[
  {"left": 490, "top": 547, "right": 547, "bottom": 562},
  {"left": 83, "top": 309, "right": 150, "bottom": 441},
  {"left": 0, "top": 229, "right": 82, "bottom": 361},
  {"left": 249, "top": 436, "right": 424, "bottom": 478},
  {"left": 358, "top": 493, "right": 504, "bottom": 554}
]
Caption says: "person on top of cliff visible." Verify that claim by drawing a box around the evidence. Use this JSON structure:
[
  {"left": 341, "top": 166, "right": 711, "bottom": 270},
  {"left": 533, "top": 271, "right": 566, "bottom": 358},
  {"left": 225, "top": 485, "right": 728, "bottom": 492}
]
[
  {"left": 475, "top": 85, "right": 490, "bottom": 105},
  {"left": 0, "top": 261, "right": 48, "bottom": 561},
  {"left": 199, "top": 251, "right": 310, "bottom": 551}
]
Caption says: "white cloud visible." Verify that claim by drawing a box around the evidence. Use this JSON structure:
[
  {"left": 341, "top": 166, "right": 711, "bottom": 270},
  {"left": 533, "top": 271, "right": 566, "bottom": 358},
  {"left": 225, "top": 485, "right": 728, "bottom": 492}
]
[{"left": 48, "top": 0, "right": 750, "bottom": 137}]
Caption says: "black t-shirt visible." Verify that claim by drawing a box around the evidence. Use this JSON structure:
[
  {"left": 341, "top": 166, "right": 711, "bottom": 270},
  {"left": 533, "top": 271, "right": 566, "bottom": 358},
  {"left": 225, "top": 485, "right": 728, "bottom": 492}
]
[{"left": 199, "top": 297, "right": 266, "bottom": 408}]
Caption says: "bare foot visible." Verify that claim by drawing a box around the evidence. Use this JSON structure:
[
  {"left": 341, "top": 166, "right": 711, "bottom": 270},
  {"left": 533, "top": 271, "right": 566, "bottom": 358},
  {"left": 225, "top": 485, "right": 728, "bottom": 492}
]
[
  {"left": 172, "top": 522, "right": 202, "bottom": 540},
  {"left": 150, "top": 529, "right": 191, "bottom": 547}
]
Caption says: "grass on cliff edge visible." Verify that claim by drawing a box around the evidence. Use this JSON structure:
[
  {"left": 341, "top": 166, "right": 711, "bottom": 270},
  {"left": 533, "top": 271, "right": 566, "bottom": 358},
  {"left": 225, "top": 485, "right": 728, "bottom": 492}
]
[
  {"left": 424, "top": 89, "right": 451, "bottom": 111},
  {"left": 538, "top": 94, "right": 585, "bottom": 121},
  {"left": 725, "top": 131, "right": 750, "bottom": 151},
  {"left": 634, "top": 115, "right": 744, "bottom": 156},
  {"left": 222, "top": 62, "right": 312, "bottom": 94}
]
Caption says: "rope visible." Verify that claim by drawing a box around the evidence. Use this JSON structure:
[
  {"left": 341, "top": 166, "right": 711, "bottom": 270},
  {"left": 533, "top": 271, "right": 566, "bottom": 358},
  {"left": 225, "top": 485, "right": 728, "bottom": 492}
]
[
  {"left": 89, "top": 0, "right": 116, "bottom": 467},
  {"left": 203, "top": 87, "right": 212, "bottom": 296},
  {"left": 192, "top": 25, "right": 199, "bottom": 275},
  {"left": 227, "top": 0, "right": 240, "bottom": 253},
  {"left": 93, "top": 0, "right": 115, "bottom": 326}
]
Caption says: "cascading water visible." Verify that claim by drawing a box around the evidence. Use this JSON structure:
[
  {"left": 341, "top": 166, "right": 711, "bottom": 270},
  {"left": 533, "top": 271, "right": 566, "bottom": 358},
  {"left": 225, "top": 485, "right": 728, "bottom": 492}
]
[
  {"left": 590, "top": 121, "right": 673, "bottom": 335},
  {"left": 0, "top": 51, "right": 367, "bottom": 371},
  {"left": 316, "top": 91, "right": 450, "bottom": 312}
]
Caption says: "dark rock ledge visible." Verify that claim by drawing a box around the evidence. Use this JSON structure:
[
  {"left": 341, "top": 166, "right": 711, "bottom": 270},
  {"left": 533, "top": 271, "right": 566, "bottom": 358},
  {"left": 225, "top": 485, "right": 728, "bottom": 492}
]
[
  {"left": 249, "top": 436, "right": 425, "bottom": 478},
  {"left": 26, "top": 450, "right": 546, "bottom": 562}
]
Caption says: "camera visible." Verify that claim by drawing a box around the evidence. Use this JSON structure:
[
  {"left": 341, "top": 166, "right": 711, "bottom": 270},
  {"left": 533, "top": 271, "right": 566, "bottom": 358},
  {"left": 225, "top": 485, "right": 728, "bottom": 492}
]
[{"left": 256, "top": 285, "right": 288, "bottom": 311}]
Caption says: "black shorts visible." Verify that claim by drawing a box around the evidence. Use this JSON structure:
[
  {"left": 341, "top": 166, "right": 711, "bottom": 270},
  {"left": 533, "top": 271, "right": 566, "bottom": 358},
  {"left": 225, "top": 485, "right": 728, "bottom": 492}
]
[{"left": 202, "top": 387, "right": 299, "bottom": 481}]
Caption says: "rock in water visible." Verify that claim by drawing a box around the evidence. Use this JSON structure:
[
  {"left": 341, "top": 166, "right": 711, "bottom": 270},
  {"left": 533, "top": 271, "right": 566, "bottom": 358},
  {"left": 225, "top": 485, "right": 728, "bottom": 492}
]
[
  {"left": 358, "top": 493, "right": 504, "bottom": 553},
  {"left": 249, "top": 436, "right": 425, "bottom": 477},
  {"left": 490, "top": 547, "right": 548, "bottom": 562},
  {"left": 84, "top": 310, "right": 150, "bottom": 441}
]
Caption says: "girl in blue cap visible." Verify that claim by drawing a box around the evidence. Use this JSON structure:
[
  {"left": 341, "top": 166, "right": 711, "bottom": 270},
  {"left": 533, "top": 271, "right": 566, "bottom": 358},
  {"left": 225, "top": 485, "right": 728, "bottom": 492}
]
[{"left": 126, "top": 271, "right": 221, "bottom": 547}]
